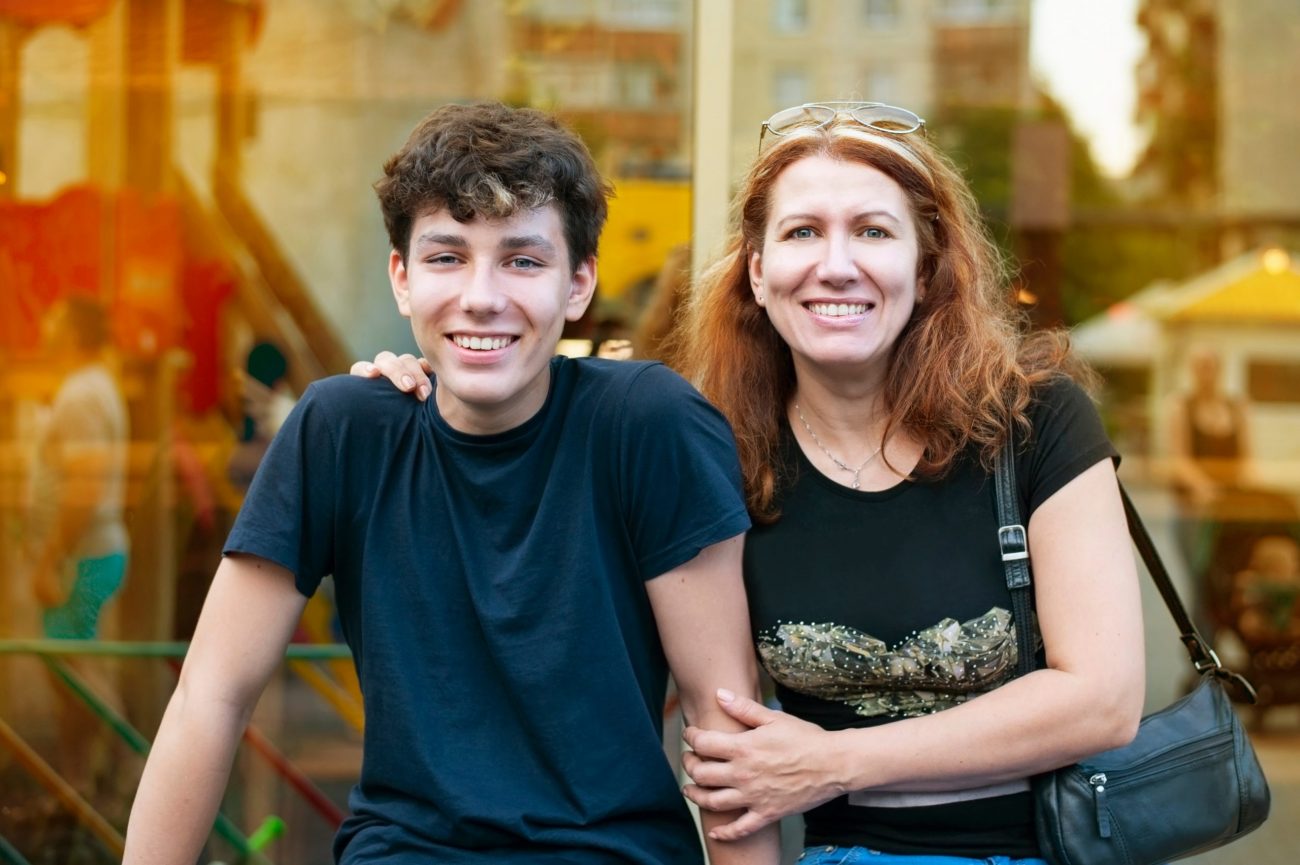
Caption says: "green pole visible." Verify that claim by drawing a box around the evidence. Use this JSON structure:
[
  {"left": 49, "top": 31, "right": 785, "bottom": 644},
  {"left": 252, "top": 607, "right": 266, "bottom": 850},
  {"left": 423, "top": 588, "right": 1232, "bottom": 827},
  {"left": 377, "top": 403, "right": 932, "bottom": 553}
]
[
  {"left": 41, "top": 658, "right": 266, "bottom": 861},
  {"left": 0, "top": 833, "right": 32, "bottom": 865},
  {"left": 0, "top": 640, "right": 350, "bottom": 660}
]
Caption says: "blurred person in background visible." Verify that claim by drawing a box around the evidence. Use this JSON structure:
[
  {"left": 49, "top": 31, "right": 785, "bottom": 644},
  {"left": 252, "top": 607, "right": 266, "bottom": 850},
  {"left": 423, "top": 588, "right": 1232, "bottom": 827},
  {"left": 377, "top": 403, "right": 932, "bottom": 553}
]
[
  {"left": 632, "top": 243, "right": 691, "bottom": 365},
  {"left": 1167, "top": 347, "right": 1252, "bottom": 634},
  {"left": 29, "top": 295, "right": 130, "bottom": 640},
  {"left": 226, "top": 340, "right": 297, "bottom": 492},
  {"left": 26, "top": 293, "right": 130, "bottom": 793}
]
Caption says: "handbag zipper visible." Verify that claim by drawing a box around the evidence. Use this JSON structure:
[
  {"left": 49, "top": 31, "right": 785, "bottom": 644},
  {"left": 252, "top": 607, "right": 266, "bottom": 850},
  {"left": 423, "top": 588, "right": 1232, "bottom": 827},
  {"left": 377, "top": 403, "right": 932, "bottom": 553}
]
[
  {"left": 1080, "top": 730, "right": 1234, "bottom": 839},
  {"left": 1088, "top": 774, "right": 1110, "bottom": 838}
]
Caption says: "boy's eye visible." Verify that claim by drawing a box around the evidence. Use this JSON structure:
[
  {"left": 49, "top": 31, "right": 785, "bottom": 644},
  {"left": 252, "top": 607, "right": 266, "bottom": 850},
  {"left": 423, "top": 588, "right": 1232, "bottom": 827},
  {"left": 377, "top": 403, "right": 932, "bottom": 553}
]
[
  {"left": 426, "top": 254, "right": 459, "bottom": 265},
  {"left": 507, "top": 258, "right": 542, "bottom": 269}
]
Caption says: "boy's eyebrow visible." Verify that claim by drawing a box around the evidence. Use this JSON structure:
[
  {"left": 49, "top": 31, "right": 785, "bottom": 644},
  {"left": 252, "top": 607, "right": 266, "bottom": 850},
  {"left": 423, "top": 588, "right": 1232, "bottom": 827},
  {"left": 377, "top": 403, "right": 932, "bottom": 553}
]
[
  {"left": 501, "top": 235, "right": 557, "bottom": 256},
  {"left": 412, "top": 232, "right": 467, "bottom": 249}
]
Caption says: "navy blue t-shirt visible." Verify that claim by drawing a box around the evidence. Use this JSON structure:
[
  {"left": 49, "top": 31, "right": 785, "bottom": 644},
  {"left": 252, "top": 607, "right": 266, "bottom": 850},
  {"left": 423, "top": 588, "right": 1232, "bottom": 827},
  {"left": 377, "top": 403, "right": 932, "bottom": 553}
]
[{"left": 225, "top": 357, "right": 750, "bottom": 864}]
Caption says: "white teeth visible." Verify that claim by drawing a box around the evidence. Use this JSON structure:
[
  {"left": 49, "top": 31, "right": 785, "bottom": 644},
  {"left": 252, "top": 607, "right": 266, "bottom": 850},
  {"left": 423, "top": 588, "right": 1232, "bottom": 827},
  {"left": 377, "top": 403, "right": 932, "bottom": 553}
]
[
  {"left": 808, "top": 303, "right": 868, "bottom": 317},
  {"left": 453, "top": 335, "right": 512, "bottom": 350}
]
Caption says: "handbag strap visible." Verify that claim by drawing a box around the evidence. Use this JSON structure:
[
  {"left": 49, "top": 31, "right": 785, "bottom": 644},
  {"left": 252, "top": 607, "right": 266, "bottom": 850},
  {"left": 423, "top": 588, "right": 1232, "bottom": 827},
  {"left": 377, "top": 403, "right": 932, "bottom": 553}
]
[
  {"left": 993, "top": 435, "right": 1258, "bottom": 701},
  {"left": 993, "top": 435, "right": 1035, "bottom": 678}
]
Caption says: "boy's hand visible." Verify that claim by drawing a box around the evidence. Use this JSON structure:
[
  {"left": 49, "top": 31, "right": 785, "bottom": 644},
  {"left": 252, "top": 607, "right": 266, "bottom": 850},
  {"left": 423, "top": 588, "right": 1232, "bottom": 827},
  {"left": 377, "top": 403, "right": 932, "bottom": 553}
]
[{"left": 351, "top": 352, "right": 433, "bottom": 401}]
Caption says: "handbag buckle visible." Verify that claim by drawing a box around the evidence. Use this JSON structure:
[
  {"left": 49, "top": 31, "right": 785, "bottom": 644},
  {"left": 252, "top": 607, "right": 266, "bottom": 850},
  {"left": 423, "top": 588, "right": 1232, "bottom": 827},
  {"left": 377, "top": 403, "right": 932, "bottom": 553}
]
[{"left": 998, "top": 524, "right": 1028, "bottom": 561}]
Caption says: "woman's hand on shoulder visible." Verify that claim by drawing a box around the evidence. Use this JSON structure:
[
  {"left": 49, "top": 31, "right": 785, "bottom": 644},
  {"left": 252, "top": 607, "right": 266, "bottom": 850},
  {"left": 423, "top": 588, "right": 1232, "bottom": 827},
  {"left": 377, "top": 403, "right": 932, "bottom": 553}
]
[{"left": 350, "top": 351, "right": 432, "bottom": 401}]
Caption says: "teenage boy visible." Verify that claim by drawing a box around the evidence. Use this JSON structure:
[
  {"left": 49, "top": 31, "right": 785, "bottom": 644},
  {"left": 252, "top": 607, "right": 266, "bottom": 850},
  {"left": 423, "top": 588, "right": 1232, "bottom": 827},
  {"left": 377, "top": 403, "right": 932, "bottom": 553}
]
[{"left": 123, "top": 103, "right": 778, "bottom": 865}]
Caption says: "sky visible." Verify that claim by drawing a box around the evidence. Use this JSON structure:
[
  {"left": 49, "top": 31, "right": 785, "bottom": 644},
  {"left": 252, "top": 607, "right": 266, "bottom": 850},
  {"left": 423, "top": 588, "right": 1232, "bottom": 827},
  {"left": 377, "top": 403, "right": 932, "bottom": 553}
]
[{"left": 1029, "top": 0, "right": 1146, "bottom": 177}]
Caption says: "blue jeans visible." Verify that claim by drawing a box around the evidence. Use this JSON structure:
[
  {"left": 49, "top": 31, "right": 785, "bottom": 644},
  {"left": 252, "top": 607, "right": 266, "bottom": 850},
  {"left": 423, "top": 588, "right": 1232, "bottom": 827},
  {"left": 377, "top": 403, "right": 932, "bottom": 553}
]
[{"left": 797, "top": 847, "right": 1049, "bottom": 865}]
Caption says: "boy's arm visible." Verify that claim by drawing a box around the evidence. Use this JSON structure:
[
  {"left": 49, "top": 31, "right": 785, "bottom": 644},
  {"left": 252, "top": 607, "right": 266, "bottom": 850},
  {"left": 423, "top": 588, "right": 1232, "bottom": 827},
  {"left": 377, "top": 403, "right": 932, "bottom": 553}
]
[
  {"left": 124, "top": 554, "right": 308, "bottom": 864},
  {"left": 645, "top": 534, "right": 781, "bottom": 865}
]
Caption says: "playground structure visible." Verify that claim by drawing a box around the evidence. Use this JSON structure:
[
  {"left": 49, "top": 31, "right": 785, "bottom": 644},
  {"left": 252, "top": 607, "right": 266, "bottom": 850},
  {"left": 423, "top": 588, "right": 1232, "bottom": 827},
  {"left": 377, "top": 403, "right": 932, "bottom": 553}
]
[{"left": 0, "top": 639, "right": 357, "bottom": 864}]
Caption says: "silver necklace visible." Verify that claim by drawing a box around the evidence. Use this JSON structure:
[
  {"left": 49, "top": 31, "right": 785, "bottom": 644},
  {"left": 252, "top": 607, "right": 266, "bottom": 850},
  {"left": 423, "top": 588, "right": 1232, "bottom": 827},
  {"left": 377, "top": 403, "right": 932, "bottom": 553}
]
[{"left": 794, "top": 402, "right": 883, "bottom": 490}]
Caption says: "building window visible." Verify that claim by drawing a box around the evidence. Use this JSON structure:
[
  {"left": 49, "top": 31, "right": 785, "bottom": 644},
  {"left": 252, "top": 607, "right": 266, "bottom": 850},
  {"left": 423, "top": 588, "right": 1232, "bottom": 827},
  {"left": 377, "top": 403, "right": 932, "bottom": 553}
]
[
  {"left": 773, "top": 68, "right": 809, "bottom": 110},
  {"left": 941, "top": 0, "right": 998, "bottom": 23},
  {"left": 608, "top": 0, "right": 681, "bottom": 30},
  {"left": 772, "top": 0, "right": 809, "bottom": 34},
  {"left": 864, "top": 0, "right": 899, "bottom": 29},
  {"left": 531, "top": 62, "right": 609, "bottom": 110},
  {"left": 619, "top": 64, "right": 658, "bottom": 108},
  {"left": 1248, "top": 360, "right": 1300, "bottom": 404}
]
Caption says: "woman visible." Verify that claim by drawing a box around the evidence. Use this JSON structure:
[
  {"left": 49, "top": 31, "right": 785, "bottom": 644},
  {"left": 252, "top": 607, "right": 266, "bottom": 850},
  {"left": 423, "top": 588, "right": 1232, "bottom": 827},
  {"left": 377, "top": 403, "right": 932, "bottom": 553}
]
[
  {"left": 673, "top": 102, "right": 1143, "bottom": 864},
  {"left": 356, "top": 102, "right": 1145, "bottom": 864}
]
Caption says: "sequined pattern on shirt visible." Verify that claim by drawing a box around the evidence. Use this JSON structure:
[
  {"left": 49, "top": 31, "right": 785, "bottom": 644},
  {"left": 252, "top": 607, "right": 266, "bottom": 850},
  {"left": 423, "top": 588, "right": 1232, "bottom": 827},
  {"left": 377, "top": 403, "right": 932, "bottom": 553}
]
[{"left": 757, "top": 607, "right": 1026, "bottom": 718}]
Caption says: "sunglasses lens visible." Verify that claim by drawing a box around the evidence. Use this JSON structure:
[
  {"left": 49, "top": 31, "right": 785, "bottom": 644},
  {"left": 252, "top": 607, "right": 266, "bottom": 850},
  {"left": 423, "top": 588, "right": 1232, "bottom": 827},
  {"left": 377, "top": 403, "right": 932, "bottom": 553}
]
[
  {"left": 850, "top": 105, "right": 923, "bottom": 133},
  {"left": 765, "top": 104, "right": 837, "bottom": 136}
]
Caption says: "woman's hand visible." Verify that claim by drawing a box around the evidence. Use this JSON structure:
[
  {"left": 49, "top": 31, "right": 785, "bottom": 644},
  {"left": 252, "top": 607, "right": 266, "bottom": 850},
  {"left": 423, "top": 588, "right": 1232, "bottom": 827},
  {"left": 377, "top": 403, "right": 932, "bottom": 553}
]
[
  {"left": 350, "top": 351, "right": 433, "bottom": 401},
  {"left": 681, "top": 689, "right": 847, "bottom": 841}
]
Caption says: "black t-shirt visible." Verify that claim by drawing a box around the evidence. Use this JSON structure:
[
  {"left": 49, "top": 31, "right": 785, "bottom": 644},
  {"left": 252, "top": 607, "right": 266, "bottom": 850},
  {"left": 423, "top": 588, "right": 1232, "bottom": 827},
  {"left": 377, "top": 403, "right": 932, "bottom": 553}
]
[
  {"left": 744, "top": 376, "right": 1116, "bottom": 857},
  {"left": 226, "top": 357, "right": 750, "bottom": 864}
]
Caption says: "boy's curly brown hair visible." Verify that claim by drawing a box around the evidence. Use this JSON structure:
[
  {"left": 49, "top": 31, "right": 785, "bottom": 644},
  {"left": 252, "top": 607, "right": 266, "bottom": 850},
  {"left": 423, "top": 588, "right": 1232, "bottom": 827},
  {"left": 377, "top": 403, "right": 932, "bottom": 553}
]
[{"left": 375, "top": 102, "right": 612, "bottom": 272}]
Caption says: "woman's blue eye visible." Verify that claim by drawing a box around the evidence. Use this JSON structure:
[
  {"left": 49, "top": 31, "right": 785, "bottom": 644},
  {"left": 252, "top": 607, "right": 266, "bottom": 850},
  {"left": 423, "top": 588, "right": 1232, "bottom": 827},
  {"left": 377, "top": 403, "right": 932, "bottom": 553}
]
[
  {"left": 790, "top": 227, "right": 815, "bottom": 239},
  {"left": 863, "top": 227, "right": 888, "bottom": 239}
]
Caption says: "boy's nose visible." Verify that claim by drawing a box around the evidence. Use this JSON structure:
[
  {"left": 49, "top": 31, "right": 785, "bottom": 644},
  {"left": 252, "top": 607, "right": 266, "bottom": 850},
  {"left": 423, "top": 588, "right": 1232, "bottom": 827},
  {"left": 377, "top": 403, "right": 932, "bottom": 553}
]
[{"left": 460, "top": 267, "right": 507, "bottom": 315}]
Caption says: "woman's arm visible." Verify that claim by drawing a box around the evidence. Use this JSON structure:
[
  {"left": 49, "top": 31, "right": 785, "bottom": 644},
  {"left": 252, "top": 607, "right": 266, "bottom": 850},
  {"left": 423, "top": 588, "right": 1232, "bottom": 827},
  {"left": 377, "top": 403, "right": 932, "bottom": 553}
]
[
  {"left": 123, "top": 555, "right": 308, "bottom": 863},
  {"left": 683, "top": 458, "right": 1145, "bottom": 840}
]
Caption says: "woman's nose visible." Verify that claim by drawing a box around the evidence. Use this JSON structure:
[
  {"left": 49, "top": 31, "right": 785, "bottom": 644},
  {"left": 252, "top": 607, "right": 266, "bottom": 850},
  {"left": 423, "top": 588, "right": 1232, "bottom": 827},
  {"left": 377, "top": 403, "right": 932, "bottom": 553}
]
[{"left": 816, "top": 236, "right": 857, "bottom": 286}]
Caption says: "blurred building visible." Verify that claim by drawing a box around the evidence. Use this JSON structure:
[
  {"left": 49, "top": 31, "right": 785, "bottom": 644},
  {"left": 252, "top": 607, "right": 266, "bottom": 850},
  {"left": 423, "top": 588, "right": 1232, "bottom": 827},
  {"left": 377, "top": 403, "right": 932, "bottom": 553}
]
[
  {"left": 931, "top": 0, "right": 1034, "bottom": 112},
  {"left": 729, "top": 0, "right": 1031, "bottom": 183},
  {"left": 509, "top": 0, "right": 691, "bottom": 176},
  {"left": 1218, "top": 0, "right": 1300, "bottom": 255},
  {"left": 1135, "top": 0, "right": 1300, "bottom": 255}
]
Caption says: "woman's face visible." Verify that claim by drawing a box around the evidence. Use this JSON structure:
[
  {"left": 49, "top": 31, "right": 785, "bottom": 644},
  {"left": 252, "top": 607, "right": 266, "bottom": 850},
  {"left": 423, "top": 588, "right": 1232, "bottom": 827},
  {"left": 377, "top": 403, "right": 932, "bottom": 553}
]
[{"left": 749, "top": 154, "right": 923, "bottom": 389}]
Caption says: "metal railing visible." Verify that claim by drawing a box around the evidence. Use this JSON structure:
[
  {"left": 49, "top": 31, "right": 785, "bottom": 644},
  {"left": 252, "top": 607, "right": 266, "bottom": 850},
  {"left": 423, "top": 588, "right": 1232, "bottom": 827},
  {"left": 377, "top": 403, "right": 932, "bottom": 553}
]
[{"left": 0, "top": 640, "right": 358, "bottom": 864}]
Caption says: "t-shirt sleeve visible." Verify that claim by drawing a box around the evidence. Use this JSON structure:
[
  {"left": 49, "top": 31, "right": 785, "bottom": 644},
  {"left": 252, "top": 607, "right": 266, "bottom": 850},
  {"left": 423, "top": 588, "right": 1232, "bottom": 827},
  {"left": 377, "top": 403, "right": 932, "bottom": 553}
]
[
  {"left": 224, "top": 382, "right": 338, "bottom": 597},
  {"left": 1019, "top": 374, "right": 1119, "bottom": 517},
  {"left": 616, "top": 364, "right": 751, "bottom": 580}
]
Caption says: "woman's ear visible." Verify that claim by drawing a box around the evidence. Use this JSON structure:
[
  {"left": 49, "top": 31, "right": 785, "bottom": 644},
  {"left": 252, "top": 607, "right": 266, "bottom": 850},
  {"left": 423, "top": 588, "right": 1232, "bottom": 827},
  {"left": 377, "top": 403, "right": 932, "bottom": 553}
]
[{"left": 748, "top": 249, "right": 765, "bottom": 306}]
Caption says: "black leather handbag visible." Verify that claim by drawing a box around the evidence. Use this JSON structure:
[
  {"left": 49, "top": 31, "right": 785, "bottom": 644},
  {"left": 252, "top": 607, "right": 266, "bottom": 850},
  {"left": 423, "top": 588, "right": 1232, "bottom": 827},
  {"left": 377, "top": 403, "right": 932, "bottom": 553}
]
[{"left": 993, "top": 441, "right": 1270, "bottom": 865}]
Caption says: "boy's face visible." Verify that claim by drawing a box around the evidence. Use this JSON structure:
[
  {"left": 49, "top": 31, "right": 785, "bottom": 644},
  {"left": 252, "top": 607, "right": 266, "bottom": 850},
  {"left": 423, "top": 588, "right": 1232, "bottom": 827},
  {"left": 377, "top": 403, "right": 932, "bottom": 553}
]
[{"left": 389, "top": 205, "right": 596, "bottom": 434}]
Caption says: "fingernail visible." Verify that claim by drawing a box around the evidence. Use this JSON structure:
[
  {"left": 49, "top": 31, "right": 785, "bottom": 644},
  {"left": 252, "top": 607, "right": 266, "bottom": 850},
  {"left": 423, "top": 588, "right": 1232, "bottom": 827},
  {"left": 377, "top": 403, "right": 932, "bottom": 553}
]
[
  {"left": 361, "top": 362, "right": 374, "bottom": 373},
  {"left": 717, "top": 688, "right": 735, "bottom": 703},
  {"left": 401, "top": 375, "right": 415, "bottom": 390},
  {"left": 417, "top": 385, "right": 431, "bottom": 401}
]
